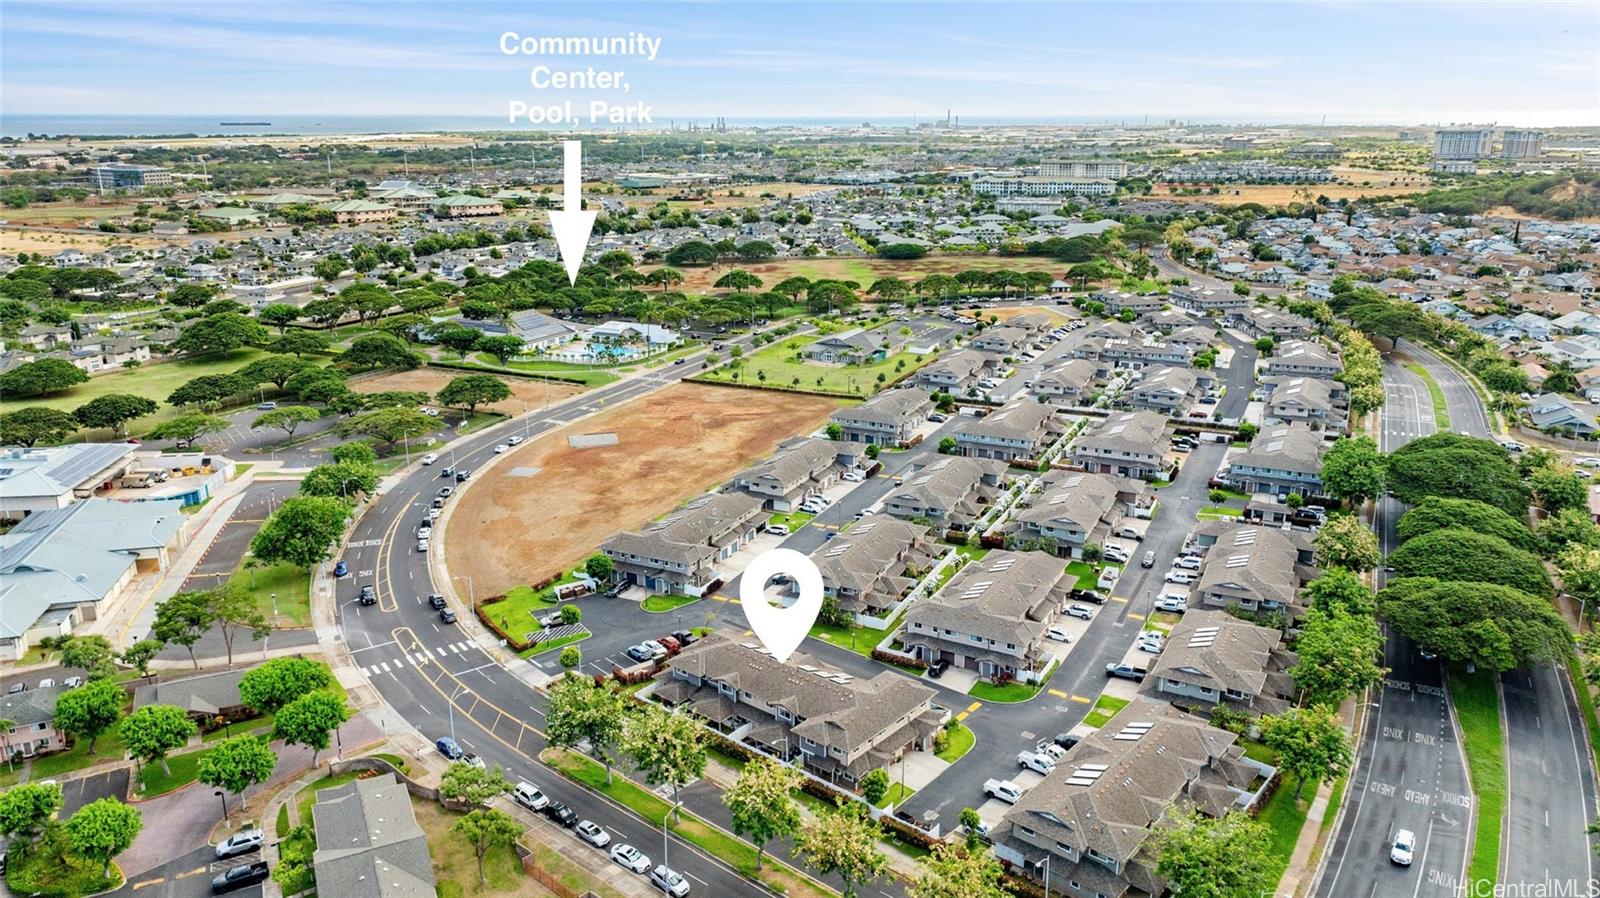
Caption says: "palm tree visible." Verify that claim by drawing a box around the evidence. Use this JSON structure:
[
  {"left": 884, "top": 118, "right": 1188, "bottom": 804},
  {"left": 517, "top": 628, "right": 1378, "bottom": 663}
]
[{"left": 0, "top": 717, "right": 14, "bottom": 772}]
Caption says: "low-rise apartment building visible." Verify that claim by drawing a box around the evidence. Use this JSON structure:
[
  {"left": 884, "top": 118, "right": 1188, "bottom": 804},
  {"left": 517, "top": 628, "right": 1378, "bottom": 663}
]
[
  {"left": 656, "top": 633, "right": 943, "bottom": 789},
  {"left": 830, "top": 390, "right": 932, "bottom": 447},
  {"left": 971, "top": 326, "right": 1031, "bottom": 356},
  {"left": 1072, "top": 411, "right": 1171, "bottom": 480},
  {"left": 602, "top": 492, "right": 766, "bottom": 596},
  {"left": 901, "top": 549, "right": 1071, "bottom": 681},
  {"left": 1262, "top": 377, "right": 1347, "bottom": 432},
  {"left": 1033, "top": 358, "right": 1102, "bottom": 405},
  {"left": 882, "top": 455, "right": 1009, "bottom": 531},
  {"left": 915, "top": 349, "right": 991, "bottom": 392},
  {"left": 0, "top": 686, "right": 68, "bottom": 760},
  {"left": 952, "top": 398, "right": 1063, "bottom": 463},
  {"left": 1143, "top": 610, "right": 1299, "bottom": 715}
]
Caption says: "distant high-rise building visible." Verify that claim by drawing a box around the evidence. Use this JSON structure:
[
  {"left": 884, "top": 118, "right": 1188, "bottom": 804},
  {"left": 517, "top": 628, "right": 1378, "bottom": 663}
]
[
  {"left": 1434, "top": 129, "right": 1493, "bottom": 160},
  {"left": 86, "top": 163, "right": 172, "bottom": 188},
  {"left": 1501, "top": 129, "right": 1545, "bottom": 159},
  {"left": 1039, "top": 159, "right": 1128, "bottom": 179}
]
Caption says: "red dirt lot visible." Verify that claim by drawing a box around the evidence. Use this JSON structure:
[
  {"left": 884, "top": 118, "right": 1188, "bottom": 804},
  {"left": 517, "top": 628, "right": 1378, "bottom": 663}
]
[
  {"left": 348, "top": 366, "right": 587, "bottom": 415},
  {"left": 444, "top": 382, "right": 846, "bottom": 597}
]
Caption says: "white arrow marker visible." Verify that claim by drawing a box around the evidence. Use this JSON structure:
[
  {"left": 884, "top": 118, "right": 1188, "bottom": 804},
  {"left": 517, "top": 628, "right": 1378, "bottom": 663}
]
[{"left": 548, "top": 139, "right": 597, "bottom": 286}]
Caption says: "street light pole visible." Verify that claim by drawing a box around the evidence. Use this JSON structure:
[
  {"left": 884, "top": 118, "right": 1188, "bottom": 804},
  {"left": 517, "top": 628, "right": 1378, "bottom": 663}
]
[
  {"left": 662, "top": 801, "right": 680, "bottom": 872},
  {"left": 453, "top": 575, "right": 474, "bottom": 605},
  {"left": 215, "top": 789, "right": 227, "bottom": 821},
  {"left": 448, "top": 684, "right": 467, "bottom": 742}
]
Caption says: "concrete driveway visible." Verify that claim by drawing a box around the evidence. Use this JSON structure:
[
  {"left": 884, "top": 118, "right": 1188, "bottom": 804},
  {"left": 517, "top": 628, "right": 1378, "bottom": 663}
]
[{"left": 893, "top": 751, "right": 948, "bottom": 793}]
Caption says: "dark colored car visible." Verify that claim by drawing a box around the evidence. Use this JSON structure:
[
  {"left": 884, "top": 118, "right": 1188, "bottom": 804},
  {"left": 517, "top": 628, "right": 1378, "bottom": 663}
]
[
  {"left": 670, "top": 629, "right": 697, "bottom": 647},
  {"left": 427, "top": 594, "right": 447, "bottom": 609},
  {"left": 439, "top": 608, "right": 458, "bottom": 624},
  {"left": 435, "top": 736, "right": 463, "bottom": 759},
  {"left": 333, "top": 560, "right": 348, "bottom": 577},
  {"left": 211, "top": 862, "right": 269, "bottom": 894},
  {"left": 1053, "top": 732, "right": 1081, "bottom": 750},
  {"left": 358, "top": 585, "right": 377, "bottom": 606},
  {"left": 543, "top": 801, "right": 579, "bottom": 828},
  {"left": 1072, "top": 589, "right": 1108, "bottom": 605},
  {"left": 927, "top": 658, "right": 951, "bottom": 679}
]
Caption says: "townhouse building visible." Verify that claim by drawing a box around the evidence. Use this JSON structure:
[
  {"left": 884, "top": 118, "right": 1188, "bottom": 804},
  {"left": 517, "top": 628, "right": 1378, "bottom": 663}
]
[
  {"left": 971, "top": 325, "right": 1031, "bottom": 356},
  {"left": 1261, "top": 340, "right": 1342, "bottom": 379},
  {"left": 1010, "top": 470, "right": 1148, "bottom": 558},
  {"left": 1223, "top": 422, "right": 1326, "bottom": 497},
  {"left": 1527, "top": 392, "right": 1600, "bottom": 437},
  {"left": 830, "top": 390, "right": 932, "bottom": 447},
  {"left": 952, "top": 398, "right": 1064, "bottom": 463},
  {"left": 1072, "top": 411, "right": 1171, "bottom": 480},
  {"left": 1143, "top": 610, "right": 1299, "bottom": 715},
  {"left": 809, "top": 514, "right": 937, "bottom": 618},
  {"left": 1033, "top": 358, "right": 1103, "bottom": 405},
  {"left": 915, "top": 349, "right": 991, "bottom": 392},
  {"left": 992, "top": 704, "right": 1269, "bottom": 898},
  {"left": 731, "top": 438, "right": 863, "bottom": 512},
  {"left": 1124, "top": 366, "right": 1200, "bottom": 416},
  {"left": 1172, "top": 287, "right": 1249, "bottom": 317},
  {"left": 601, "top": 492, "right": 766, "bottom": 596},
  {"left": 1261, "top": 377, "right": 1347, "bottom": 432},
  {"left": 1240, "top": 306, "right": 1315, "bottom": 339},
  {"left": 657, "top": 633, "right": 943, "bottom": 789},
  {"left": 901, "top": 550, "right": 1071, "bottom": 681},
  {"left": 882, "top": 455, "right": 1009, "bottom": 531},
  {"left": 1096, "top": 291, "right": 1165, "bottom": 316},
  {"left": 0, "top": 686, "right": 68, "bottom": 760},
  {"left": 1191, "top": 522, "right": 1317, "bottom": 616}
]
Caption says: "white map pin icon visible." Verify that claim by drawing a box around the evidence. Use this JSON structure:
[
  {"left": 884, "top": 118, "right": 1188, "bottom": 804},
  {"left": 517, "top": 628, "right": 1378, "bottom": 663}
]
[{"left": 739, "top": 548, "right": 824, "bottom": 664}]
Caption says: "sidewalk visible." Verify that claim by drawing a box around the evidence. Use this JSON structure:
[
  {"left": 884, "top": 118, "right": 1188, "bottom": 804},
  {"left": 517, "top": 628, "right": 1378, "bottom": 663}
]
[{"left": 1274, "top": 695, "right": 1360, "bottom": 898}]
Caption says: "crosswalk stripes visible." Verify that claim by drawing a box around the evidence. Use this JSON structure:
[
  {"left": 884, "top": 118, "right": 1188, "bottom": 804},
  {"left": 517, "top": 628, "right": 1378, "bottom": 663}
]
[{"left": 363, "top": 644, "right": 481, "bottom": 677}]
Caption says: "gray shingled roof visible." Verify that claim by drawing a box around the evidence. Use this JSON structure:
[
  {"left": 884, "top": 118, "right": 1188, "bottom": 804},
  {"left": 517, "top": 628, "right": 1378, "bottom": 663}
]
[{"left": 311, "top": 774, "right": 435, "bottom": 898}]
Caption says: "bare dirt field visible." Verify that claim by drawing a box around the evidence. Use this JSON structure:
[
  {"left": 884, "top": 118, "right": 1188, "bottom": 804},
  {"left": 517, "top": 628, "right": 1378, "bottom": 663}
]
[
  {"left": 0, "top": 226, "right": 170, "bottom": 254},
  {"left": 1154, "top": 167, "right": 1429, "bottom": 207},
  {"left": 444, "top": 382, "right": 845, "bottom": 596},
  {"left": 349, "top": 366, "right": 588, "bottom": 414}
]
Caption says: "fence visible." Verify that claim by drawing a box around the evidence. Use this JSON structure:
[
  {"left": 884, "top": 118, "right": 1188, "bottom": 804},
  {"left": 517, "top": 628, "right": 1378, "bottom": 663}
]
[
  {"left": 512, "top": 842, "right": 601, "bottom": 898},
  {"left": 327, "top": 756, "right": 442, "bottom": 803}
]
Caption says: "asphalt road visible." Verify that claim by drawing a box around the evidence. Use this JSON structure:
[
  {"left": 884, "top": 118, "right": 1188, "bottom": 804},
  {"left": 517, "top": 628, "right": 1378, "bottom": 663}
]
[
  {"left": 107, "top": 844, "right": 265, "bottom": 898},
  {"left": 1315, "top": 351, "right": 1475, "bottom": 898},
  {"left": 1399, "top": 340, "right": 1599, "bottom": 894}
]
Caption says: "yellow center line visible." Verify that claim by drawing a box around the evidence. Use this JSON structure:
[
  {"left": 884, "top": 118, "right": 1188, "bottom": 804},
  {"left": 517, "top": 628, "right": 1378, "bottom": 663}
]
[
  {"left": 1047, "top": 688, "right": 1070, "bottom": 698},
  {"left": 1111, "top": 596, "right": 1129, "bottom": 603},
  {"left": 964, "top": 701, "right": 982, "bottom": 713},
  {"left": 1127, "top": 612, "right": 1145, "bottom": 621},
  {"left": 131, "top": 878, "right": 165, "bottom": 890},
  {"left": 955, "top": 711, "right": 970, "bottom": 722},
  {"left": 394, "top": 626, "right": 545, "bottom": 744},
  {"left": 375, "top": 495, "right": 411, "bottom": 613},
  {"left": 1070, "top": 694, "right": 1092, "bottom": 704}
]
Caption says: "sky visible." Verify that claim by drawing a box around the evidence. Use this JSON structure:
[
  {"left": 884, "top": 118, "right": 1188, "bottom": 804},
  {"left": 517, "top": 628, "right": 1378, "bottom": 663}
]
[{"left": 2, "top": 0, "right": 1598, "bottom": 126}]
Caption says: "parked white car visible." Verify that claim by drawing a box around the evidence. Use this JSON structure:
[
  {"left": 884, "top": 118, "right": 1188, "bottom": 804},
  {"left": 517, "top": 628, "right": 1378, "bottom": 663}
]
[
  {"left": 1046, "top": 626, "right": 1072, "bottom": 643},
  {"left": 842, "top": 470, "right": 865, "bottom": 482},
  {"left": 984, "top": 778, "right": 1024, "bottom": 804},
  {"left": 766, "top": 523, "right": 790, "bottom": 536},
  {"left": 1065, "top": 603, "right": 1095, "bottom": 621},
  {"left": 1018, "top": 750, "right": 1057, "bottom": 775},
  {"left": 1154, "top": 594, "right": 1188, "bottom": 613},
  {"left": 1164, "top": 570, "right": 1195, "bottom": 584},
  {"left": 1174, "top": 555, "right": 1202, "bottom": 571},
  {"left": 1102, "top": 545, "right": 1130, "bottom": 564},
  {"left": 610, "top": 843, "right": 651, "bottom": 874}
]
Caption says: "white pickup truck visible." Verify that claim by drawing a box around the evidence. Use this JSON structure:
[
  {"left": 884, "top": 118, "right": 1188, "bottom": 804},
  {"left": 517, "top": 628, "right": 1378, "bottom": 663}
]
[
  {"left": 1017, "top": 750, "right": 1057, "bottom": 775},
  {"left": 984, "top": 778, "right": 1025, "bottom": 804}
]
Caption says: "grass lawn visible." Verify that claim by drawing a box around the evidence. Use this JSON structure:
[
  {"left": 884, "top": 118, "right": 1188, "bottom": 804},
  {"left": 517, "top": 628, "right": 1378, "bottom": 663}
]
[
  {"left": 527, "top": 840, "right": 631, "bottom": 898},
  {"left": 641, "top": 594, "right": 700, "bottom": 614},
  {"left": 236, "top": 558, "right": 311, "bottom": 628},
  {"left": 694, "top": 335, "right": 932, "bottom": 397},
  {"left": 0, "top": 348, "right": 275, "bottom": 427},
  {"left": 1082, "top": 694, "right": 1131, "bottom": 729},
  {"left": 297, "top": 771, "right": 361, "bottom": 824},
  {"left": 1259, "top": 771, "right": 1322, "bottom": 885},
  {"left": 543, "top": 749, "right": 834, "bottom": 898},
  {"left": 137, "top": 745, "right": 213, "bottom": 797},
  {"left": 1451, "top": 668, "right": 1506, "bottom": 892},
  {"left": 874, "top": 781, "right": 915, "bottom": 809},
  {"left": 936, "top": 723, "right": 976, "bottom": 763},
  {"left": 472, "top": 353, "right": 621, "bottom": 387},
  {"left": 969, "top": 660, "right": 1059, "bottom": 704},
  {"left": 1404, "top": 363, "right": 1452, "bottom": 430},
  {"left": 518, "top": 630, "right": 589, "bottom": 660},
  {"left": 29, "top": 730, "right": 127, "bottom": 779},
  {"left": 202, "top": 714, "right": 271, "bottom": 742},
  {"left": 1064, "top": 561, "right": 1100, "bottom": 590},
  {"left": 480, "top": 584, "right": 560, "bottom": 632},
  {"left": 953, "top": 544, "right": 989, "bottom": 562},
  {"left": 1241, "top": 739, "right": 1278, "bottom": 765},
  {"left": 413, "top": 799, "right": 532, "bottom": 898},
  {"left": 1197, "top": 505, "right": 1244, "bottom": 519},
  {"left": 180, "top": 496, "right": 214, "bottom": 514},
  {"left": 1568, "top": 657, "right": 1600, "bottom": 762},
  {"left": 767, "top": 510, "right": 816, "bottom": 532},
  {"left": 808, "top": 612, "right": 899, "bottom": 659}
]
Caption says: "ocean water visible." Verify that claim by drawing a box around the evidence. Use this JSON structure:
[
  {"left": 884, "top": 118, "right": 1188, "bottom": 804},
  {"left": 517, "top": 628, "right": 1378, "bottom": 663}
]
[{"left": 1, "top": 113, "right": 1188, "bottom": 139}]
